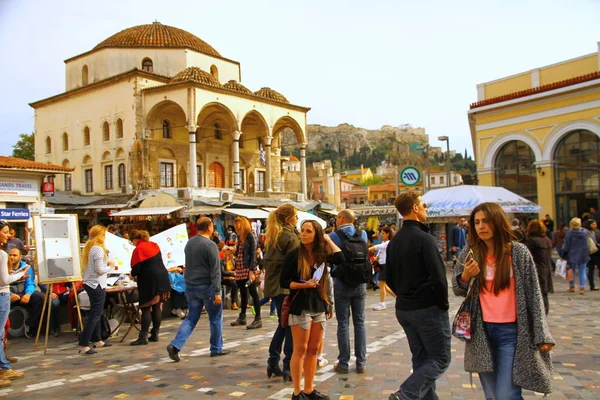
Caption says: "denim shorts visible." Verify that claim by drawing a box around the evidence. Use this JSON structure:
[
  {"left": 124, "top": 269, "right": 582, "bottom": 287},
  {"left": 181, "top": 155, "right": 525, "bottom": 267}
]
[{"left": 289, "top": 310, "right": 326, "bottom": 330}]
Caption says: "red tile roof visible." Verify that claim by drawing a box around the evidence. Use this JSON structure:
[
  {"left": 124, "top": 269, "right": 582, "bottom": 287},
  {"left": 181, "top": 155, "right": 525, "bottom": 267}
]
[
  {"left": 0, "top": 157, "right": 74, "bottom": 173},
  {"left": 470, "top": 71, "right": 600, "bottom": 109}
]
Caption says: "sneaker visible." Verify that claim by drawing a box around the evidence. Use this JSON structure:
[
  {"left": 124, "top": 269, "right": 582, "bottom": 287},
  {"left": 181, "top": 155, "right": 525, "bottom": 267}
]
[
  {"left": 317, "top": 358, "right": 329, "bottom": 368},
  {"left": 333, "top": 363, "right": 348, "bottom": 374},
  {"left": 0, "top": 369, "right": 24, "bottom": 380},
  {"left": 171, "top": 308, "right": 186, "bottom": 318},
  {"left": 305, "top": 389, "right": 330, "bottom": 399},
  {"left": 23, "top": 325, "right": 32, "bottom": 339},
  {"left": 269, "top": 311, "right": 278, "bottom": 318},
  {"left": 373, "top": 302, "right": 387, "bottom": 311},
  {"left": 251, "top": 306, "right": 256, "bottom": 316}
]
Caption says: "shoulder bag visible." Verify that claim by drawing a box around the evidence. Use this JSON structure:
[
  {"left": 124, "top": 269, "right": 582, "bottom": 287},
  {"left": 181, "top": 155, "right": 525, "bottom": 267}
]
[
  {"left": 280, "top": 291, "right": 300, "bottom": 329},
  {"left": 587, "top": 233, "right": 598, "bottom": 255},
  {"left": 452, "top": 278, "right": 475, "bottom": 342}
]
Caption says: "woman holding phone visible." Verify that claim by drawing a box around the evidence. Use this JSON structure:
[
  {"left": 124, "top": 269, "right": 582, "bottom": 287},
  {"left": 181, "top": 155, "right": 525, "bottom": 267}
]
[
  {"left": 452, "top": 203, "right": 554, "bottom": 398},
  {"left": 280, "top": 220, "right": 343, "bottom": 400}
]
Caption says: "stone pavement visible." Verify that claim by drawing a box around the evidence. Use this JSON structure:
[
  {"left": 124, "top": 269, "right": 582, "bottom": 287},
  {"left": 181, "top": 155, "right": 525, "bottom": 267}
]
[{"left": 3, "top": 271, "right": 600, "bottom": 399}]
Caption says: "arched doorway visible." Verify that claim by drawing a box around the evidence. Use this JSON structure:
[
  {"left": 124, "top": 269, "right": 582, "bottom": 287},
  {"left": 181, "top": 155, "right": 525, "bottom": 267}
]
[
  {"left": 494, "top": 140, "right": 537, "bottom": 203},
  {"left": 209, "top": 162, "right": 225, "bottom": 188},
  {"left": 554, "top": 130, "right": 600, "bottom": 226}
]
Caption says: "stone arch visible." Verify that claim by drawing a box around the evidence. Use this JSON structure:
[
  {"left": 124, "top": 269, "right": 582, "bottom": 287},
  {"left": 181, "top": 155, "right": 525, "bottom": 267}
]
[
  {"left": 483, "top": 132, "right": 542, "bottom": 169},
  {"left": 196, "top": 102, "right": 238, "bottom": 141},
  {"left": 82, "top": 155, "right": 92, "bottom": 164},
  {"left": 210, "top": 65, "right": 219, "bottom": 81},
  {"left": 62, "top": 132, "right": 68, "bottom": 151},
  {"left": 543, "top": 120, "right": 600, "bottom": 161},
  {"left": 115, "top": 148, "right": 126, "bottom": 158},
  {"left": 62, "top": 159, "right": 71, "bottom": 167},
  {"left": 102, "top": 151, "right": 112, "bottom": 161},
  {"left": 45, "top": 136, "right": 51, "bottom": 154},
  {"left": 158, "top": 146, "right": 176, "bottom": 158},
  {"left": 240, "top": 110, "right": 270, "bottom": 150},
  {"left": 145, "top": 100, "right": 187, "bottom": 141},
  {"left": 273, "top": 116, "right": 305, "bottom": 145}
]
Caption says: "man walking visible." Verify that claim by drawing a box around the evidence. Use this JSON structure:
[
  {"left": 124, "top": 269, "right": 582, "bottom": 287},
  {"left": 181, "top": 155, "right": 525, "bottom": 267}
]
[
  {"left": 329, "top": 209, "right": 369, "bottom": 374},
  {"left": 386, "top": 191, "right": 451, "bottom": 400},
  {"left": 167, "top": 217, "right": 230, "bottom": 361},
  {"left": 449, "top": 217, "right": 466, "bottom": 265}
]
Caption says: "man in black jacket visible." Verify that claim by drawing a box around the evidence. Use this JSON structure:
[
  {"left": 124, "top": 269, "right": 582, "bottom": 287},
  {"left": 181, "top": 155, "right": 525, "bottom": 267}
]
[{"left": 386, "top": 191, "right": 451, "bottom": 400}]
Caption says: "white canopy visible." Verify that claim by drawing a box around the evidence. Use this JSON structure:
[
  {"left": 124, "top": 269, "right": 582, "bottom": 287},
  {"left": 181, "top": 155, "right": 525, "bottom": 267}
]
[
  {"left": 111, "top": 206, "right": 183, "bottom": 216},
  {"left": 422, "top": 185, "right": 541, "bottom": 218},
  {"left": 262, "top": 207, "right": 327, "bottom": 230},
  {"left": 223, "top": 208, "right": 270, "bottom": 220}
]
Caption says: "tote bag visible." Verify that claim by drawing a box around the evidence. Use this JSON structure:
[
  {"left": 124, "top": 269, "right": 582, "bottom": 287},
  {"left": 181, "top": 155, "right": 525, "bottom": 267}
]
[
  {"left": 452, "top": 278, "right": 475, "bottom": 342},
  {"left": 588, "top": 234, "right": 598, "bottom": 255}
]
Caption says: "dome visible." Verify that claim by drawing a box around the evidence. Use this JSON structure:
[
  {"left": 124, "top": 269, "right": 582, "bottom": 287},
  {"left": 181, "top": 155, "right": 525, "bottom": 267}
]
[
  {"left": 94, "top": 22, "right": 221, "bottom": 57},
  {"left": 170, "top": 67, "right": 220, "bottom": 87},
  {"left": 223, "top": 80, "right": 252, "bottom": 95},
  {"left": 254, "top": 87, "right": 289, "bottom": 104}
]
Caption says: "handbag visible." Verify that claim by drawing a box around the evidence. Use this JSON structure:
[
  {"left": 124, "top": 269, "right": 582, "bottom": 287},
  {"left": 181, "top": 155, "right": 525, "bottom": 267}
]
[
  {"left": 566, "top": 268, "right": 574, "bottom": 281},
  {"left": 280, "top": 291, "right": 300, "bottom": 329},
  {"left": 588, "top": 234, "right": 598, "bottom": 255},
  {"left": 452, "top": 278, "right": 475, "bottom": 342}
]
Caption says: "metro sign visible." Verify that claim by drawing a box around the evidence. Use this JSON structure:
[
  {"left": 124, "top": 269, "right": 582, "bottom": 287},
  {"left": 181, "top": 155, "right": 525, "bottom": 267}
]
[{"left": 400, "top": 166, "right": 421, "bottom": 187}]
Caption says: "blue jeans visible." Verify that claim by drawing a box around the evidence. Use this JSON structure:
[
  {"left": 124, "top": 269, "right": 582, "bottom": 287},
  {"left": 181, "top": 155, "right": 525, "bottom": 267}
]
[
  {"left": 0, "top": 293, "right": 11, "bottom": 370},
  {"left": 479, "top": 322, "right": 522, "bottom": 399},
  {"left": 170, "top": 285, "right": 223, "bottom": 355},
  {"left": 260, "top": 296, "right": 277, "bottom": 314},
  {"left": 334, "top": 280, "right": 367, "bottom": 369},
  {"left": 268, "top": 294, "right": 293, "bottom": 371},
  {"left": 394, "top": 305, "right": 451, "bottom": 400},
  {"left": 569, "top": 263, "right": 587, "bottom": 288}
]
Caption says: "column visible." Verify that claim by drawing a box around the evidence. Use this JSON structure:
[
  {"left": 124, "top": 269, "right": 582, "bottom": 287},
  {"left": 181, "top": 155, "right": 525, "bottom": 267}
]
[
  {"left": 300, "top": 144, "right": 307, "bottom": 200},
  {"left": 233, "top": 131, "right": 241, "bottom": 191},
  {"left": 189, "top": 126, "right": 198, "bottom": 188},
  {"left": 265, "top": 136, "right": 273, "bottom": 192}
]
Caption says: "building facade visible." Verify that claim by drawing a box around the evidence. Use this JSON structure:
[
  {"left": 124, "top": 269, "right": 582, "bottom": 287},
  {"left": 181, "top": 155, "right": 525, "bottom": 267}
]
[
  {"left": 31, "top": 22, "right": 310, "bottom": 199},
  {"left": 469, "top": 42, "right": 600, "bottom": 226}
]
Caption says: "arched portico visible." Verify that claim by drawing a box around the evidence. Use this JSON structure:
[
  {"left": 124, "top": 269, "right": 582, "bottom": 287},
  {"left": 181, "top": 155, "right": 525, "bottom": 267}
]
[
  {"left": 483, "top": 132, "right": 542, "bottom": 169},
  {"left": 273, "top": 116, "right": 307, "bottom": 198},
  {"left": 240, "top": 110, "right": 270, "bottom": 192}
]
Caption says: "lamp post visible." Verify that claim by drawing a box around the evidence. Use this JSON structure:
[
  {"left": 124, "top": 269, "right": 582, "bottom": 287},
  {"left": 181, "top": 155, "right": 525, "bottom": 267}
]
[
  {"left": 418, "top": 143, "right": 431, "bottom": 193},
  {"left": 438, "top": 136, "right": 450, "bottom": 187}
]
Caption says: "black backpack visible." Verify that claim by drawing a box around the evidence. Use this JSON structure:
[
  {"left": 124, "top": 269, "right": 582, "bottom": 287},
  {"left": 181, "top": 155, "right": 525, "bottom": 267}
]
[{"left": 333, "top": 229, "right": 372, "bottom": 286}]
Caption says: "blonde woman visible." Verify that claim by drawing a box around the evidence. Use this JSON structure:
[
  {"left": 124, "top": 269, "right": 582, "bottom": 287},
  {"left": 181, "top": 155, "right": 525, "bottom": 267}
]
[
  {"left": 78, "top": 225, "right": 114, "bottom": 355},
  {"left": 280, "top": 220, "right": 343, "bottom": 400},
  {"left": 263, "top": 204, "right": 300, "bottom": 381},
  {"left": 562, "top": 217, "right": 591, "bottom": 294}
]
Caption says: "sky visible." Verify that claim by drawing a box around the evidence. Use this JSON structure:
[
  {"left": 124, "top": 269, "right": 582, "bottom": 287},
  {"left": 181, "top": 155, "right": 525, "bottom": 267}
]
[{"left": 0, "top": 0, "right": 599, "bottom": 158}]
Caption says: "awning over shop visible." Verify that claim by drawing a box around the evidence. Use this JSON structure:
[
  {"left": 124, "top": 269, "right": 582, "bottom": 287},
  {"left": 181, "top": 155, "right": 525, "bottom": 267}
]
[
  {"left": 223, "top": 208, "right": 270, "bottom": 219},
  {"left": 111, "top": 206, "right": 183, "bottom": 217},
  {"left": 318, "top": 208, "right": 339, "bottom": 216},
  {"left": 75, "top": 204, "right": 129, "bottom": 210},
  {"left": 262, "top": 208, "right": 327, "bottom": 229},
  {"left": 185, "top": 206, "right": 227, "bottom": 215}
]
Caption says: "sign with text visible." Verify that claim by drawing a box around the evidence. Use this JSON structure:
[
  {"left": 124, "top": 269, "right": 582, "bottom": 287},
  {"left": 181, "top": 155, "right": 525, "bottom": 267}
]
[
  {"left": 0, "top": 178, "right": 39, "bottom": 197},
  {"left": 42, "top": 182, "right": 55, "bottom": 197},
  {"left": 0, "top": 208, "right": 30, "bottom": 220}
]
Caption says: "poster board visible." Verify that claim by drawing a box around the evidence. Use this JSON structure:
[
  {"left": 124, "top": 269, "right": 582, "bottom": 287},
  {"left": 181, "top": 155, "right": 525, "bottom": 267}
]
[
  {"left": 105, "top": 232, "right": 136, "bottom": 274},
  {"left": 32, "top": 214, "right": 82, "bottom": 284}
]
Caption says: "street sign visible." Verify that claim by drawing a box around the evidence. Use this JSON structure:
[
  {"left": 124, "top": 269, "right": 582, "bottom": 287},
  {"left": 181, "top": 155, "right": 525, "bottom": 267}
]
[
  {"left": 400, "top": 166, "right": 420, "bottom": 186},
  {"left": 42, "top": 182, "right": 55, "bottom": 197}
]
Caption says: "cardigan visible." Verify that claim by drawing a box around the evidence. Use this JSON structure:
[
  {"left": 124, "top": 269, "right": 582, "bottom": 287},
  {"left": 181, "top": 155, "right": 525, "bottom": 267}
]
[{"left": 452, "top": 242, "right": 555, "bottom": 394}]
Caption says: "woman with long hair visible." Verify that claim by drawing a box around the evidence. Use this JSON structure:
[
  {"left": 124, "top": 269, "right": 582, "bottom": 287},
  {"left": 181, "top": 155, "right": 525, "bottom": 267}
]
[
  {"left": 230, "top": 216, "right": 261, "bottom": 329},
  {"left": 0, "top": 220, "right": 29, "bottom": 385},
  {"left": 79, "top": 225, "right": 114, "bottom": 355},
  {"left": 129, "top": 230, "right": 172, "bottom": 345},
  {"left": 452, "top": 202, "right": 554, "bottom": 398},
  {"left": 263, "top": 204, "right": 300, "bottom": 382},
  {"left": 585, "top": 219, "right": 600, "bottom": 291},
  {"left": 370, "top": 226, "right": 396, "bottom": 311},
  {"left": 525, "top": 220, "right": 554, "bottom": 314},
  {"left": 562, "top": 217, "right": 590, "bottom": 294},
  {"left": 280, "top": 220, "right": 343, "bottom": 400}
]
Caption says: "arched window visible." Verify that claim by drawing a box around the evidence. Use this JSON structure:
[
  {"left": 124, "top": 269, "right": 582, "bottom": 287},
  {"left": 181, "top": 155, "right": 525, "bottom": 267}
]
[
  {"left": 142, "top": 58, "right": 153, "bottom": 72},
  {"left": 494, "top": 140, "right": 537, "bottom": 203},
  {"left": 45, "top": 137, "right": 51, "bottom": 154},
  {"left": 62, "top": 160, "right": 72, "bottom": 191},
  {"left": 162, "top": 120, "right": 171, "bottom": 139},
  {"left": 102, "top": 121, "right": 110, "bottom": 141},
  {"left": 208, "top": 162, "right": 224, "bottom": 188},
  {"left": 214, "top": 123, "right": 223, "bottom": 140},
  {"left": 210, "top": 65, "right": 219, "bottom": 81},
  {"left": 83, "top": 126, "right": 90, "bottom": 146},
  {"left": 82, "top": 65, "right": 88, "bottom": 85},
  {"left": 116, "top": 118, "right": 123, "bottom": 139},
  {"left": 118, "top": 163, "right": 126, "bottom": 188},
  {"left": 62, "top": 132, "right": 68, "bottom": 151}
]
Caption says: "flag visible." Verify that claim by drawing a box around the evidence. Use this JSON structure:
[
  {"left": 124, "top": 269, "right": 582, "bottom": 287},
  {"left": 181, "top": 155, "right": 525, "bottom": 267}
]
[{"left": 259, "top": 143, "right": 265, "bottom": 165}]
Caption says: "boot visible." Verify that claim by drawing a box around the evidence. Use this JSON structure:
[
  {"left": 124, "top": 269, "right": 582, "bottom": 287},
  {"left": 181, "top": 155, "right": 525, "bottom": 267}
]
[
  {"left": 231, "top": 303, "right": 239, "bottom": 311},
  {"left": 246, "top": 317, "right": 262, "bottom": 330},
  {"left": 130, "top": 331, "right": 149, "bottom": 346},
  {"left": 230, "top": 314, "right": 247, "bottom": 326},
  {"left": 148, "top": 328, "right": 159, "bottom": 342}
]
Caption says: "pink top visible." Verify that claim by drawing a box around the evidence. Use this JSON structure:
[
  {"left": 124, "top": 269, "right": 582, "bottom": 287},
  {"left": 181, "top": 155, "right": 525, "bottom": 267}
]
[{"left": 479, "top": 255, "right": 517, "bottom": 323}]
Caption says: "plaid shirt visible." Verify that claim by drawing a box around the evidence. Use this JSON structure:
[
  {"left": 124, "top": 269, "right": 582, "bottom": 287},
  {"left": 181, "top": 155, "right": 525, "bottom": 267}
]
[{"left": 234, "top": 243, "right": 249, "bottom": 281}]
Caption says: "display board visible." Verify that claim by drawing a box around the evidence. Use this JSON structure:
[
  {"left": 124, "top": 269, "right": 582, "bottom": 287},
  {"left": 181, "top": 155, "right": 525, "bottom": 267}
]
[
  {"left": 105, "top": 232, "right": 136, "bottom": 274},
  {"left": 33, "top": 214, "right": 82, "bottom": 284}
]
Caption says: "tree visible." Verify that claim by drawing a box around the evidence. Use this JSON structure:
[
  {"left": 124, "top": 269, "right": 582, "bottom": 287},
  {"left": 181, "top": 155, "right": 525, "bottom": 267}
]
[{"left": 12, "top": 133, "right": 34, "bottom": 160}]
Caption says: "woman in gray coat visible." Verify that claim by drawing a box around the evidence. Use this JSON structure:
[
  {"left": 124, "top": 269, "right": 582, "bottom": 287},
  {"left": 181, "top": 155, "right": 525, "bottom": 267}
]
[{"left": 453, "top": 202, "right": 554, "bottom": 398}]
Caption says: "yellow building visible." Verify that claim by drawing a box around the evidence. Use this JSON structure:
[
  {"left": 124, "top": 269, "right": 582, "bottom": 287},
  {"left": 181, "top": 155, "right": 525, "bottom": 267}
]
[
  {"left": 341, "top": 165, "right": 373, "bottom": 184},
  {"left": 469, "top": 42, "right": 600, "bottom": 226},
  {"left": 30, "top": 22, "right": 310, "bottom": 199}
]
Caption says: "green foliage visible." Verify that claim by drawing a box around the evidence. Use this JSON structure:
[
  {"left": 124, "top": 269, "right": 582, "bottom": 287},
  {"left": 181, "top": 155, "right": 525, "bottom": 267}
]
[
  {"left": 12, "top": 133, "right": 35, "bottom": 160},
  {"left": 359, "top": 176, "right": 384, "bottom": 186}
]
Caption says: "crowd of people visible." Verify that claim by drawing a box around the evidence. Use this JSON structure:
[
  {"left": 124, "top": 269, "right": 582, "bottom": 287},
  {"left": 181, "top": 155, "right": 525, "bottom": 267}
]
[{"left": 3, "top": 198, "right": 600, "bottom": 397}]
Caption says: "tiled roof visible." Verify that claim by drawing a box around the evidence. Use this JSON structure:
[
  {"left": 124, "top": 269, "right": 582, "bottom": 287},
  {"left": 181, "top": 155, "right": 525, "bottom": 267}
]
[
  {"left": 470, "top": 71, "right": 600, "bottom": 109},
  {"left": 170, "top": 67, "right": 220, "bottom": 87},
  {"left": 0, "top": 156, "right": 74, "bottom": 172},
  {"left": 254, "top": 87, "right": 289, "bottom": 104},
  {"left": 288, "top": 155, "right": 300, "bottom": 161},
  {"left": 94, "top": 22, "right": 221, "bottom": 57},
  {"left": 223, "top": 80, "right": 252, "bottom": 95}
]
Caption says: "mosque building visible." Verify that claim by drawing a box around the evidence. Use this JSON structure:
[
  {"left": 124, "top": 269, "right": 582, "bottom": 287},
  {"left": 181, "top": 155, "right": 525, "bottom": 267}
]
[
  {"left": 469, "top": 41, "right": 600, "bottom": 226},
  {"left": 30, "top": 22, "right": 310, "bottom": 201}
]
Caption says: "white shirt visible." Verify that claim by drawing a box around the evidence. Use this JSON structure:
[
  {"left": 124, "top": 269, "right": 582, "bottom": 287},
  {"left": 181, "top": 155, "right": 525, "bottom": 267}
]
[
  {"left": 0, "top": 250, "right": 26, "bottom": 293},
  {"left": 373, "top": 240, "right": 390, "bottom": 265},
  {"left": 83, "top": 246, "right": 112, "bottom": 289}
]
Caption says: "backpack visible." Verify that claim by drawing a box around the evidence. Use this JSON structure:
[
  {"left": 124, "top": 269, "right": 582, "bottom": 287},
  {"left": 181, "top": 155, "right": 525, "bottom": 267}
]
[{"left": 333, "top": 229, "right": 372, "bottom": 286}]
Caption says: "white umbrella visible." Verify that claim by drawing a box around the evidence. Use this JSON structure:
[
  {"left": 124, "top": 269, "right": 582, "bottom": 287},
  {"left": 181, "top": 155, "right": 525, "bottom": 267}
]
[
  {"left": 422, "top": 185, "right": 541, "bottom": 218},
  {"left": 262, "top": 208, "right": 327, "bottom": 230}
]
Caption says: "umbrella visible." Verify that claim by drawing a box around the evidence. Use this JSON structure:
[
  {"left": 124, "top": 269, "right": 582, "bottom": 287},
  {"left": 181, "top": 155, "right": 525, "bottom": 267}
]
[{"left": 422, "top": 185, "right": 541, "bottom": 218}]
